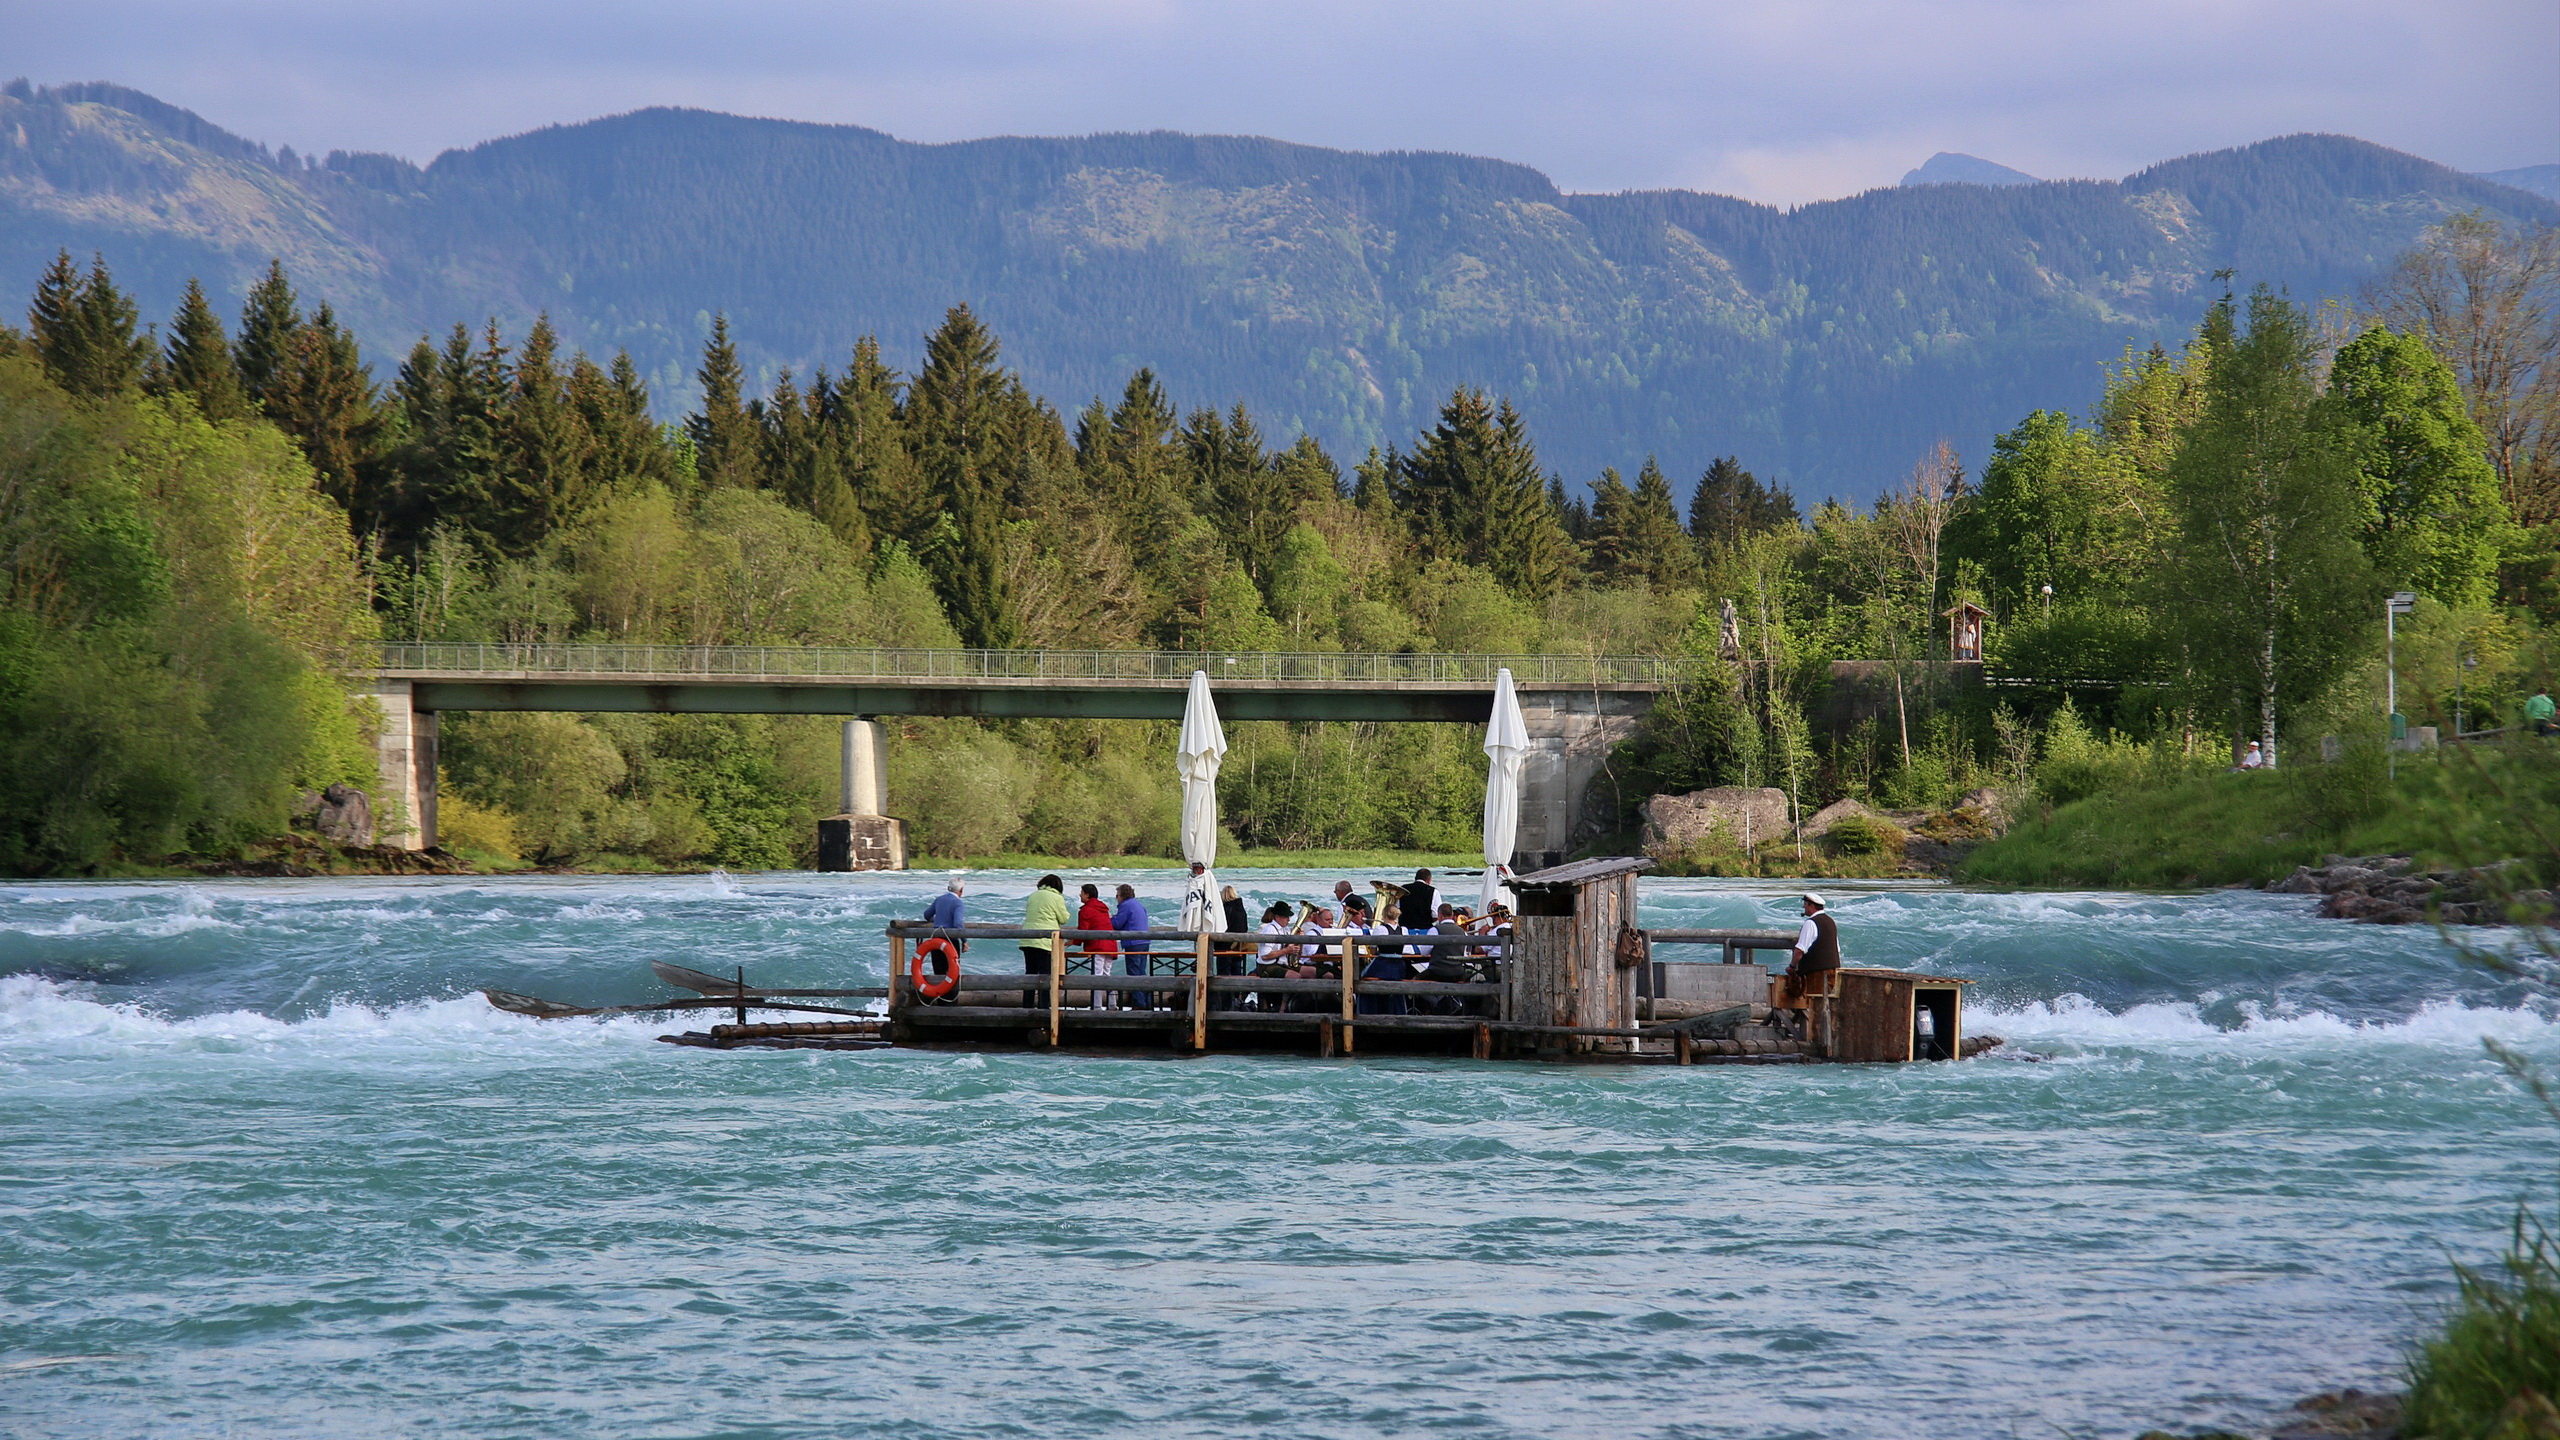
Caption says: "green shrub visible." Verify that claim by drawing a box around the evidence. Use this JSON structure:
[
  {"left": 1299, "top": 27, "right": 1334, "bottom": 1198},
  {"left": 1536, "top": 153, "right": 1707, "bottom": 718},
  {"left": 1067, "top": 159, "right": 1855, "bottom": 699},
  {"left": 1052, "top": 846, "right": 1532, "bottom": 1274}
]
[
  {"left": 2404, "top": 1206, "right": 2560, "bottom": 1439},
  {"left": 1826, "top": 813, "right": 1905, "bottom": 857}
]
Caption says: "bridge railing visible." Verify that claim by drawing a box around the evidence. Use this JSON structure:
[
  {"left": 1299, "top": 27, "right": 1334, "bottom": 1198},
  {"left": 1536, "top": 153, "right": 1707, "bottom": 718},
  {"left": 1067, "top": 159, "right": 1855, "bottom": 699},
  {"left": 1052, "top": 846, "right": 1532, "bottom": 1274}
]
[{"left": 356, "top": 643, "right": 1678, "bottom": 686}]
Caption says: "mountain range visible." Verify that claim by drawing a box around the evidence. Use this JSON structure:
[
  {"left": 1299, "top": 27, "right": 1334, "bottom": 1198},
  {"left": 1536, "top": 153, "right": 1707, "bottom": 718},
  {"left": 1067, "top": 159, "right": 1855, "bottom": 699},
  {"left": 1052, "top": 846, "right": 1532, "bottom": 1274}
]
[{"left": 3, "top": 80, "right": 2552, "bottom": 500}]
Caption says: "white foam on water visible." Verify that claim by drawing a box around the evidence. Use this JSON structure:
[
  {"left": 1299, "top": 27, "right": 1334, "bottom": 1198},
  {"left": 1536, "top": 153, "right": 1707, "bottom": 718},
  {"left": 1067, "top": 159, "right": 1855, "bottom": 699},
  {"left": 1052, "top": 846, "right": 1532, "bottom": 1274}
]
[
  {"left": 0, "top": 973, "right": 665, "bottom": 1065},
  {"left": 1975, "top": 991, "right": 2558, "bottom": 1054}
]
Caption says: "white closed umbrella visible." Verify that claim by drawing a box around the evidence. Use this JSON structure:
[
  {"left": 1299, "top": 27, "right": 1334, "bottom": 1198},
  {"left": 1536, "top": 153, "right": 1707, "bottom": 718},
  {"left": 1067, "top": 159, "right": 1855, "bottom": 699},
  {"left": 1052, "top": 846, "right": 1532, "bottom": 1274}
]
[
  {"left": 1177, "top": 669, "right": 1228, "bottom": 932},
  {"left": 1481, "top": 667, "right": 1529, "bottom": 914}
]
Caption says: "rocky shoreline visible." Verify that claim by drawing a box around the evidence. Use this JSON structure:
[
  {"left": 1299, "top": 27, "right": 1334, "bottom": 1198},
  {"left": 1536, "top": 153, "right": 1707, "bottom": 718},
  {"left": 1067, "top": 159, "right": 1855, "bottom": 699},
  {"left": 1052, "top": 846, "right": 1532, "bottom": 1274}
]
[
  {"left": 2266, "top": 854, "right": 2553, "bottom": 927},
  {"left": 178, "top": 834, "right": 478, "bottom": 879},
  {"left": 2139, "top": 1386, "right": 2404, "bottom": 1439}
]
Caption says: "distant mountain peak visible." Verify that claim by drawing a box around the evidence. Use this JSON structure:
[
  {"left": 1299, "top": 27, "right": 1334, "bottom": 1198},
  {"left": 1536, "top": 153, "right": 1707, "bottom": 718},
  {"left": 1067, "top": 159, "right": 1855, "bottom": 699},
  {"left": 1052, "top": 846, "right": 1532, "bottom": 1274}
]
[{"left": 1900, "top": 152, "right": 2039, "bottom": 188}]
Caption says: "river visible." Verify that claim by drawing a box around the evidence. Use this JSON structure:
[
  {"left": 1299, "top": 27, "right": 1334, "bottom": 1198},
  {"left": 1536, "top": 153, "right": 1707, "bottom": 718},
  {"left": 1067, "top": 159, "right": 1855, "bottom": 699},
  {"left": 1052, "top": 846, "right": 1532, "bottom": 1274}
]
[{"left": 1, "top": 870, "right": 2552, "bottom": 1438}]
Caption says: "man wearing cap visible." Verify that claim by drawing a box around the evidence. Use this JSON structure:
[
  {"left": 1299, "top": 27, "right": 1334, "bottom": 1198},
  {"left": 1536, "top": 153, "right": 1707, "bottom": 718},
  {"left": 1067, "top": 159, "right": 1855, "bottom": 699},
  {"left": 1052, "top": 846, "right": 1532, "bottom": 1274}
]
[{"left": 1782, "top": 893, "right": 1842, "bottom": 1052}]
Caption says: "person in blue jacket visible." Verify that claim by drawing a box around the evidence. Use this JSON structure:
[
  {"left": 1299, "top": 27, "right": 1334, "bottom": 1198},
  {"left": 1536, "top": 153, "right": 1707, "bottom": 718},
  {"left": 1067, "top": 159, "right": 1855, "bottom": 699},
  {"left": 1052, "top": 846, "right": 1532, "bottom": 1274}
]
[{"left": 1112, "top": 884, "right": 1153, "bottom": 1009}]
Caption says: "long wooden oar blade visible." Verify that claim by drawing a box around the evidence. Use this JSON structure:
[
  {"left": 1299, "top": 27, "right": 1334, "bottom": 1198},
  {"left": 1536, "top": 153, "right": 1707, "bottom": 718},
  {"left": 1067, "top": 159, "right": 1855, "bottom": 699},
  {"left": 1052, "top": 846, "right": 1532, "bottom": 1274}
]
[
  {"left": 485, "top": 989, "right": 874, "bottom": 1021},
  {"left": 484, "top": 988, "right": 604, "bottom": 1018},
  {"left": 654, "top": 960, "right": 743, "bottom": 994}
]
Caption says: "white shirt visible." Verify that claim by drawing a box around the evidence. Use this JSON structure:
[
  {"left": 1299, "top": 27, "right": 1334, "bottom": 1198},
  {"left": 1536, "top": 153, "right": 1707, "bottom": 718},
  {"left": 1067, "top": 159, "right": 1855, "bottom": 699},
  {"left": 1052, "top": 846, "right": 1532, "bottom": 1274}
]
[
  {"left": 1257, "top": 920, "right": 1294, "bottom": 962},
  {"left": 1795, "top": 916, "right": 1822, "bottom": 953}
]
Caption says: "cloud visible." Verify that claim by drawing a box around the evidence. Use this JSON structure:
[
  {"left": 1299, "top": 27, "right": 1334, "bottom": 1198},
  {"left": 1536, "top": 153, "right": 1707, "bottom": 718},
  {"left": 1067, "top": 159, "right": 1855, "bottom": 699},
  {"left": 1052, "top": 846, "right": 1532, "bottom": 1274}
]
[{"left": 13, "top": 0, "right": 2553, "bottom": 203}]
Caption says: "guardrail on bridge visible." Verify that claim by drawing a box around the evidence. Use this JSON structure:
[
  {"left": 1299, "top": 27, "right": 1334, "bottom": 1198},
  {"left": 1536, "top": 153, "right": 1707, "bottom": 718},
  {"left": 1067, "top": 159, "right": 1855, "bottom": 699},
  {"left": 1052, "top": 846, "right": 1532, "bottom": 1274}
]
[{"left": 354, "top": 644, "right": 1678, "bottom": 686}]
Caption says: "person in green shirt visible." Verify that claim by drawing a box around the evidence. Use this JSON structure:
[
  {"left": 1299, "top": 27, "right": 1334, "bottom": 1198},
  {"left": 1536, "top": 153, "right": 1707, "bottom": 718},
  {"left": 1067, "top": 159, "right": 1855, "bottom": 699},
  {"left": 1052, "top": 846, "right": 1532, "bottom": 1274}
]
[
  {"left": 2528, "top": 688, "right": 2557, "bottom": 738},
  {"left": 1021, "top": 874, "right": 1072, "bottom": 1008}
]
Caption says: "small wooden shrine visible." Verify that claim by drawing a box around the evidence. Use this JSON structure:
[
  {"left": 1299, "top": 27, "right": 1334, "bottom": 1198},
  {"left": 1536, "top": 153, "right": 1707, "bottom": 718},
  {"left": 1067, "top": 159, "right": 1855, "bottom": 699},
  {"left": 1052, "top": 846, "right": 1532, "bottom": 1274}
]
[{"left": 1946, "top": 601, "right": 1989, "bottom": 662}]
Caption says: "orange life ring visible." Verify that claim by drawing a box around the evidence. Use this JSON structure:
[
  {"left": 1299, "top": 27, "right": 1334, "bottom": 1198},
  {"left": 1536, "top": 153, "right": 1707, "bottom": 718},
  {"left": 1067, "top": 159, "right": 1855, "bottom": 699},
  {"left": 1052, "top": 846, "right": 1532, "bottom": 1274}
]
[{"left": 911, "top": 937, "right": 960, "bottom": 1002}]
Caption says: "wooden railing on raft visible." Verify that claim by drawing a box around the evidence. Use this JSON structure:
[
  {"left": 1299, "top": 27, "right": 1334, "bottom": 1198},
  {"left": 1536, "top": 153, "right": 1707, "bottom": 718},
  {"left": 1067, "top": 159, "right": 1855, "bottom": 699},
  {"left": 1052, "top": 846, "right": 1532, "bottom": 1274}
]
[{"left": 879, "top": 923, "right": 1809, "bottom": 1059}]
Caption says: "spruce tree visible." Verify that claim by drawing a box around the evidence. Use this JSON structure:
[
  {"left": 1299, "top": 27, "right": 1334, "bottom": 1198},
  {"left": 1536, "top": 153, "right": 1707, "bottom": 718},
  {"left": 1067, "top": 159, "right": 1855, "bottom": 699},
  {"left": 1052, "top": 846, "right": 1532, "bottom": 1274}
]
[
  {"left": 494, "top": 315, "right": 596, "bottom": 552},
  {"left": 26, "top": 251, "right": 79, "bottom": 383},
  {"left": 270, "top": 303, "right": 381, "bottom": 516},
  {"left": 1629, "top": 457, "right": 1705, "bottom": 591},
  {"left": 235, "top": 260, "right": 301, "bottom": 414},
  {"left": 1396, "top": 389, "right": 1572, "bottom": 599},
  {"left": 686, "top": 314, "right": 761, "bottom": 489},
  {"left": 791, "top": 368, "right": 871, "bottom": 552},
  {"left": 387, "top": 323, "right": 507, "bottom": 553},
  {"left": 161, "top": 278, "right": 248, "bottom": 421},
  {"left": 1688, "top": 455, "right": 1798, "bottom": 555},
  {"left": 27, "top": 252, "right": 150, "bottom": 397},
  {"left": 1587, "top": 467, "right": 1638, "bottom": 579},
  {"left": 827, "top": 336, "right": 926, "bottom": 544},
  {"left": 572, "top": 351, "right": 676, "bottom": 497},
  {"left": 907, "top": 304, "right": 1017, "bottom": 647},
  {"left": 1190, "top": 403, "right": 1291, "bottom": 587}
]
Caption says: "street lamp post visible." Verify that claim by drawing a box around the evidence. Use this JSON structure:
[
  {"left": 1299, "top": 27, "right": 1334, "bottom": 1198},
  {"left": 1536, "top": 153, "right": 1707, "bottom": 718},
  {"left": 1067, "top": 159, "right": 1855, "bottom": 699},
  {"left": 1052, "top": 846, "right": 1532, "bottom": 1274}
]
[{"left": 2386, "top": 591, "right": 2417, "bottom": 779}]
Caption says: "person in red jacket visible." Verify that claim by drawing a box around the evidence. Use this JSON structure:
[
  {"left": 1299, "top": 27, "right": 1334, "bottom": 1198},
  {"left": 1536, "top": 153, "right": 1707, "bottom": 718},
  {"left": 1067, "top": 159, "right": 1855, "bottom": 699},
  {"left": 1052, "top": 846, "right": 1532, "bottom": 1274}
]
[{"left": 1076, "top": 883, "right": 1118, "bottom": 1009}]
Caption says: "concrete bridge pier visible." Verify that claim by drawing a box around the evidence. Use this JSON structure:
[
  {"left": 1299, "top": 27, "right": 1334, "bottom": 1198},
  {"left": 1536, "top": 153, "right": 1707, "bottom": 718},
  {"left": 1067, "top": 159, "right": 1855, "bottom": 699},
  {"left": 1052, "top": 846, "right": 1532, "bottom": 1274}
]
[
  {"left": 818, "top": 718, "right": 906, "bottom": 870},
  {"left": 1511, "top": 690, "right": 1649, "bottom": 871},
  {"left": 366, "top": 680, "right": 436, "bottom": 851}
]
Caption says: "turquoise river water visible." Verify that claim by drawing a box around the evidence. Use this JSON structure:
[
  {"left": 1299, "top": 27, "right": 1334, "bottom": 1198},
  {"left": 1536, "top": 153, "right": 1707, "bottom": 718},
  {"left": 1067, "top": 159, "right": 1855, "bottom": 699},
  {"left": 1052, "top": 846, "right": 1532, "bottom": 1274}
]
[{"left": 1, "top": 871, "right": 2553, "bottom": 1439}]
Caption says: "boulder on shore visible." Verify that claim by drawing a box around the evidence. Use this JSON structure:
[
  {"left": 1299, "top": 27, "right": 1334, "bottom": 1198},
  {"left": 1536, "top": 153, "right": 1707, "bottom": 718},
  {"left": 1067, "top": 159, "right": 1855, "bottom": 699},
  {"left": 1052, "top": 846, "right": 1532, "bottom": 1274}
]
[
  {"left": 2270, "top": 853, "right": 2549, "bottom": 927},
  {"left": 289, "top": 783, "right": 375, "bottom": 849},
  {"left": 1796, "top": 797, "right": 1884, "bottom": 841},
  {"left": 1641, "top": 786, "right": 1791, "bottom": 855}
]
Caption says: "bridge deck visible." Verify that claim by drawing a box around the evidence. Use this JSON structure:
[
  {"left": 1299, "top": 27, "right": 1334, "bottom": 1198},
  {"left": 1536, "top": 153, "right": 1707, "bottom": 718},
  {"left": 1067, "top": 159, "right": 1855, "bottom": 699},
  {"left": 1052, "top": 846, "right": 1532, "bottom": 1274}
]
[{"left": 363, "top": 645, "right": 1668, "bottom": 721}]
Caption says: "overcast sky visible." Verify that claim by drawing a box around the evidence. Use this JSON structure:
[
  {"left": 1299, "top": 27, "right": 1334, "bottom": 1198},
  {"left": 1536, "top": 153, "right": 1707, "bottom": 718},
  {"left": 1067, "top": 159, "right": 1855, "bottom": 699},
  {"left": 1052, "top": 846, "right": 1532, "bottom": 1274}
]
[{"left": 13, "top": 0, "right": 2555, "bottom": 205}]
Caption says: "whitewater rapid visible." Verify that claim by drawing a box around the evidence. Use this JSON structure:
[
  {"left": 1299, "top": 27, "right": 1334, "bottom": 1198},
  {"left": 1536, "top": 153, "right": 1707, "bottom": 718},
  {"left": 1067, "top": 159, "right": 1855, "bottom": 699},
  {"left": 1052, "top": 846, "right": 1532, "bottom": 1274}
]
[{"left": 1, "top": 872, "right": 2552, "bottom": 1438}]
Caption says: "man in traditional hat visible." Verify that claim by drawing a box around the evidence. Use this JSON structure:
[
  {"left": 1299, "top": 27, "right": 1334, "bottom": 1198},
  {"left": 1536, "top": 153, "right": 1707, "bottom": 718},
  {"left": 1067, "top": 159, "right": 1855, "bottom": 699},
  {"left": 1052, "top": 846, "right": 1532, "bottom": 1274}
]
[{"left": 1782, "top": 893, "right": 1842, "bottom": 1053}]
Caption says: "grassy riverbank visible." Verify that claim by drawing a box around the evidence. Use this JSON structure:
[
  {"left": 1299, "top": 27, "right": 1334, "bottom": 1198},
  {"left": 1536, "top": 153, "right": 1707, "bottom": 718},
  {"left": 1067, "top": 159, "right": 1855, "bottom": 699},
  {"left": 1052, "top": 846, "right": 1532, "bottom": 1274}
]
[{"left": 1960, "top": 743, "right": 2551, "bottom": 890}]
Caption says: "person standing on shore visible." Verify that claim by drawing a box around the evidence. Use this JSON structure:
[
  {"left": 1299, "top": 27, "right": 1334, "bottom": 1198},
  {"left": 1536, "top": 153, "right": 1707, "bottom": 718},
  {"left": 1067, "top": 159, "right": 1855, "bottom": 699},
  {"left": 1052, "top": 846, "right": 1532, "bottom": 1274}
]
[
  {"left": 1113, "top": 883, "right": 1153, "bottom": 1009},
  {"left": 2529, "top": 687, "right": 2556, "bottom": 738},
  {"left": 1022, "top": 875, "right": 1070, "bottom": 1010}
]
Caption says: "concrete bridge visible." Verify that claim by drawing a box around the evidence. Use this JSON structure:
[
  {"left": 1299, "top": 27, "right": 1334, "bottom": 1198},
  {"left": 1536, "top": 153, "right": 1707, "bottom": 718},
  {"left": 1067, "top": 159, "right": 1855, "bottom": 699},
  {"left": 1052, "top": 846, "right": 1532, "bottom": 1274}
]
[{"left": 362, "top": 644, "right": 1669, "bottom": 865}]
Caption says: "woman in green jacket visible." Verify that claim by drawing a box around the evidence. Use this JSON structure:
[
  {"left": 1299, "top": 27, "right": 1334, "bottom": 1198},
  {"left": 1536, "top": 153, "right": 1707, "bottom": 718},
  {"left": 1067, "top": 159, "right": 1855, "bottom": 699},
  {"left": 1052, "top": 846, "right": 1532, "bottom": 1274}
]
[{"left": 1021, "top": 874, "right": 1072, "bottom": 1008}]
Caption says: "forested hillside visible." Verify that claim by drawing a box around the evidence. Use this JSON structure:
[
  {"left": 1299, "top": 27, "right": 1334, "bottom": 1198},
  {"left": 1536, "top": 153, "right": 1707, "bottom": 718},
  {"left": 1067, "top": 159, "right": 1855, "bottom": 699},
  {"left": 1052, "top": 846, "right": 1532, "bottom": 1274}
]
[
  {"left": 4, "top": 201, "right": 2549, "bottom": 877},
  {"left": 3, "top": 79, "right": 2550, "bottom": 499}
]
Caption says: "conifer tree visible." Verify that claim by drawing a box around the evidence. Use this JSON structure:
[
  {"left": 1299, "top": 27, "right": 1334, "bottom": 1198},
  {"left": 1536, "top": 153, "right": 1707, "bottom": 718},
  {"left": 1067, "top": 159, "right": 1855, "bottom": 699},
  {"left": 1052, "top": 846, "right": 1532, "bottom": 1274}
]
[
  {"left": 826, "top": 336, "right": 926, "bottom": 544},
  {"left": 270, "top": 303, "right": 381, "bottom": 516},
  {"left": 1587, "top": 467, "right": 1638, "bottom": 578},
  {"left": 493, "top": 315, "right": 596, "bottom": 551},
  {"left": 27, "top": 252, "right": 150, "bottom": 398},
  {"left": 160, "top": 278, "right": 248, "bottom": 421},
  {"left": 234, "top": 260, "right": 302, "bottom": 414},
  {"left": 1687, "top": 455, "right": 1798, "bottom": 555},
  {"left": 1078, "top": 368, "right": 1193, "bottom": 605},
  {"left": 1190, "top": 403, "right": 1293, "bottom": 587},
  {"left": 907, "top": 304, "right": 1017, "bottom": 646},
  {"left": 687, "top": 315, "right": 761, "bottom": 490},
  {"left": 790, "top": 368, "right": 871, "bottom": 553},
  {"left": 387, "top": 323, "right": 507, "bottom": 553},
  {"left": 25, "top": 251, "right": 78, "bottom": 380},
  {"left": 1395, "top": 388, "right": 1574, "bottom": 600},
  {"left": 572, "top": 351, "right": 677, "bottom": 497},
  {"left": 1628, "top": 457, "right": 1706, "bottom": 591}
]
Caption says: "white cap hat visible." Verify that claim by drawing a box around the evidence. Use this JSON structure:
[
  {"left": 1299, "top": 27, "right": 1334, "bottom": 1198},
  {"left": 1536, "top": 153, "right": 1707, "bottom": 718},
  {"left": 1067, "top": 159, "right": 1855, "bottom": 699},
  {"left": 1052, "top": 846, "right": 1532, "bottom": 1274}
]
[{"left": 1801, "top": 893, "right": 1826, "bottom": 909}]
